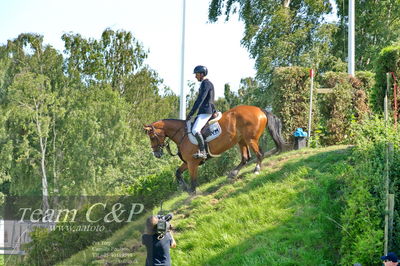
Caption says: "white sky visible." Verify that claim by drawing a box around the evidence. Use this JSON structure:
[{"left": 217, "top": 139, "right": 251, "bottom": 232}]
[{"left": 0, "top": 0, "right": 256, "bottom": 99}]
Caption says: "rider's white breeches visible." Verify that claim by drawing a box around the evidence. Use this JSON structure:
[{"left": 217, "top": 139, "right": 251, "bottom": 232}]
[{"left": 192, "top": 113, "right": 212, "bottom": 135}]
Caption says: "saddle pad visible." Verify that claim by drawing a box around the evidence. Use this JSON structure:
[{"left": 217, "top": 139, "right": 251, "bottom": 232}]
[{"left": 187, "top": 121, "right": 222, "bottom": 145}]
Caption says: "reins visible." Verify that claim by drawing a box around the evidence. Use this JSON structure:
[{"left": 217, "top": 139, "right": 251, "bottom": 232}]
[{"left": 152, "top": 124, "right": 186, "bottom": 157}]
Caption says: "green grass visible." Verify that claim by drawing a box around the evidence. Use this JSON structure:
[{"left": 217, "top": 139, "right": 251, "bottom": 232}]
[{"left": 59, "top": 145, "right": 352, "bottom": 266}]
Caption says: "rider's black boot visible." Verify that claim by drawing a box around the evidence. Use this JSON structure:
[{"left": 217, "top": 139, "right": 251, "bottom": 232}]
[{"left": 193, "top": 133, "right": 207, "bottom": 159}]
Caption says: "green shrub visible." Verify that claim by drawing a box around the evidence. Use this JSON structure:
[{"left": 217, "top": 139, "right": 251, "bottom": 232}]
[
  {"left": 318, "top": 71, "right": 374, "bottom": 145},
  {"left": 319, "top": 72, "right": 354, "bottom": 144},
  {"left": 271, "top": 67, "right": 318, "bottom": 142},
  {"left": 373, "top": 45, "right": 400, "bottom": 112},
  {"left": 340, "top": 116, "right": 400, "bottom": 265},
  {"left": 353, "top": 71, "right": 375, "bottom": 121},
  {"left": 199, "top": 148, "right": 240, "bottom": 182}
]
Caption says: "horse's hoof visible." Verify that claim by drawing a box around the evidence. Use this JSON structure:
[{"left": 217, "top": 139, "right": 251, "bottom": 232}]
[
  {"left": 228, "top": 170, "right": 238, "bottom": 179},
  {"left": 178, "top": 182, "right": 188, "bottom": 191}
]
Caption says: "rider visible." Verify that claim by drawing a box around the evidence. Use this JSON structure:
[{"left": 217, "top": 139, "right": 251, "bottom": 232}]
[{"left": 186, "top": 65, "right": 216, "bottom": 159}]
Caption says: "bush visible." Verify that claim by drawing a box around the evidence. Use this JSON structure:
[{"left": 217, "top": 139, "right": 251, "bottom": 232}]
[
  {"left": 318, "top": 71, "right": 374, "bottom": 145},
  {"left": 373, "top": 45, "right": 400, "bottom": 113},
  {"left": 340, "top": 116, "right": 400, "bottom": 265},
  {"left": 319, "top": 72, "right": 354, "bottom": 144},
  {"left": 353, "top": 71, "right": 375, "bottom": 121},
  {"left": 199, "top": 148, "right": 240, "bottom": 182},
  {"left": 271, "top": 67, "right": 318, "bottom": 142}
]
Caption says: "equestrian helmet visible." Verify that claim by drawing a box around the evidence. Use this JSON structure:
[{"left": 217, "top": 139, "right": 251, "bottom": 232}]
[{"left": 193, "top": 65, "right": 208, "bottom": 76}]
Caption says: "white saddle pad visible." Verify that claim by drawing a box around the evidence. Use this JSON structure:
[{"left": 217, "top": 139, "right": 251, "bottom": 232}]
[{"left": 187, "top": 121, "right": 222, "bottom": 145}]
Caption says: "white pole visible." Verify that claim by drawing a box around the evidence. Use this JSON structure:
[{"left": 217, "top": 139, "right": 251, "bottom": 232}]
[
  {"left": 179, "top": 0, "right": 187, "bottom": 120},
  {"left": 307, "top": 69, "right": 314, "bottom": 148},
  {"left": 348, "top": 0, "right": 355, "bottom": 76}
]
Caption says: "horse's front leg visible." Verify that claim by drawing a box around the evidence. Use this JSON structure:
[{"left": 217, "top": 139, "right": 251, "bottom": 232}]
[
  {"left": 187, "top": 160, "right": 200, "bottom": 195},
  {"left": 176, "top": 163, "right": 188, "bottom": 191}
]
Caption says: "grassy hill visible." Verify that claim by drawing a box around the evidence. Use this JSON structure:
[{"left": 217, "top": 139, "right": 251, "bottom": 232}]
[{"left": 59, "top": 145, "right": 353, "bottom": 266}]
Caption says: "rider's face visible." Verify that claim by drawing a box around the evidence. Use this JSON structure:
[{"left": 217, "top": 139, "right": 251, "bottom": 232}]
[{"left": 195, "top": 73, "right": 203, "bottom": 81}]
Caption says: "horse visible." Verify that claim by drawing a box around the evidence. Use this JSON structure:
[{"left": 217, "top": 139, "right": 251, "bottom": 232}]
[{"left": 143, "top": 105, "right": 285, "bottom": 194}]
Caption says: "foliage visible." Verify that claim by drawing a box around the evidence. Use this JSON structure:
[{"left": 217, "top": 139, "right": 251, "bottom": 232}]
[
  {"left": 0, "top": 110, "right": 11, "bottom": 199},
  {"left": 340, "top": 116, "right": 400, "bottom": 265},
  {"left": 2, "top": 33, "right": 66, "bottom": 93},
  {"left": 208, "top": 0, "right": 338, "bottom": 84},
  {"left": 0, "top": 30, "right": 180, "bottom": 197},
  {"left": 373, "top": 45, "right": 400, "bottom": 113},
  {"left": 270, "top": 66, "right": 318, "bottom": 142},
  {"left": 353, "top": 71, "right": 375, "bottom": 120},
  {"left": 62, "top": 28, "right": 147, "bottom": 92},
  {"left": 20, "top": 163, "right": 180, "bottom": 266},
  {"left": 334, "top": 0, "right": 400, "bottom": 71},
  {"left": 318, "top": 71, "right": 373, "bottom": 145},
  {"left": 217, "top": 78, "right": 265, "bottom": 111},
  {"left": 319, "top": 72, "right": 354, "bottom": 144},
  {"left": 198, "top": 148, "right": 240, "bottom": 183},
  {"left": 4, "top": 72, "right": 57, "bottom": 196}
]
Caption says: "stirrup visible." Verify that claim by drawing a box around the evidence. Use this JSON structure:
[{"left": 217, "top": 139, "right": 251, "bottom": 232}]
[{"left": 193, "top": 150, "right": 207, "bottom": 159}]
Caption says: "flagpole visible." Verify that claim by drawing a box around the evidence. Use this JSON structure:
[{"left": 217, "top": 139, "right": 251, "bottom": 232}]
[
  {"left": 348, "top": 0, "right": 355, "bottom": 76},
  {"left": 179, "top": 0, "right": 187, "bottom": 119}
]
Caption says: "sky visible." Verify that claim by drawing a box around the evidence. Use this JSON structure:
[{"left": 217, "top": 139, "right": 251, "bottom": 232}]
[{"left": 0, "top": 0, "right": 256, "bottom": 99}]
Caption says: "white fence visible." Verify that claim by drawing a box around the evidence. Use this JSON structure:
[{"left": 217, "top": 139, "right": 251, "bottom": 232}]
[{"left": 0, "top": 220, "right": 56, "bottom": 255}]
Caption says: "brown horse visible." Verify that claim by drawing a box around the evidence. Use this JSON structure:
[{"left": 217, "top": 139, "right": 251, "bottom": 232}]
[{"left": 143, "top": 105, "right": 285, "bottom": 194}]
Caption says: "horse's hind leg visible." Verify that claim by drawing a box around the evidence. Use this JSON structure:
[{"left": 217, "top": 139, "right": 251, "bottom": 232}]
[
  {"left": 176, "top": 163, "right": 188, "bottom": 191},
  {"left": 247, "top": 139, "right": 264, "bottom": 175},
  {"left": 228, "top": 140, "right": 250, "bottom": 179}
]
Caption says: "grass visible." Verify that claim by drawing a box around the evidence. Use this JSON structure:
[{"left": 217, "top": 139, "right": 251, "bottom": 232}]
[{"left": 59, "top": 145, "right": 352, "bottom": 266}]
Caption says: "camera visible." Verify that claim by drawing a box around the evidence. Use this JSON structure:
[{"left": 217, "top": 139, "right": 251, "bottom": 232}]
[{"left": 156, "top": 213, "right": 173, "bottom": 236}]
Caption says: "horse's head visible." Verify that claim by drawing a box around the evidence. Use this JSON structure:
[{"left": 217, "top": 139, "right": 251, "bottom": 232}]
[{"left": 143, "top": 123, "right": 166, "bottom": 158}]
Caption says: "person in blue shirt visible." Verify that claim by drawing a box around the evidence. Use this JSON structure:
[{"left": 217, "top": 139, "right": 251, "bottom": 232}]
[
  {"left": 186, "top": 65, "right": 216, "bottom": 159},
  {"left": 142, "top": 216, "right": 176, "bottom": 266}
]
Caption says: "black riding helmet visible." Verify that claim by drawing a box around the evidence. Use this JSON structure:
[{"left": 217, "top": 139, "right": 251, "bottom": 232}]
[{"left": 193, "top": 65, "right": 208, "bottom": 76}]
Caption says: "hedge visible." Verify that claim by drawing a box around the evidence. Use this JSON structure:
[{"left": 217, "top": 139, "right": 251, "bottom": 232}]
[
  {"left": 271, "top": 67, "right": 318, "bottom": 142},
  {"left": 340, "top": 116, "right": 400, "bottom": 265},
  {"left": 373, "top": 45, "right": 400, "bottom": 113},
  {"left": 319, "top": 71, "right": 374, "bottom": 145}
]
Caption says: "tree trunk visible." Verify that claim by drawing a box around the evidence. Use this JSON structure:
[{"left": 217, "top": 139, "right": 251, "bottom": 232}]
[
  {"left": 35, "top": 104, "right": 49, "bottom": 212},
  {"left": 282, "top": 0, "right": 291, "bottom": 8}
]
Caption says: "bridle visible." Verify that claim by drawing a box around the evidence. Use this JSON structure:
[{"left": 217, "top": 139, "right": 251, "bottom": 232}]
[
  {"left": 149, "top": 125, "right": 186, "bottom": 156},
  {"left": 149, "top": 125, "right": 166, "bottom": 151}
]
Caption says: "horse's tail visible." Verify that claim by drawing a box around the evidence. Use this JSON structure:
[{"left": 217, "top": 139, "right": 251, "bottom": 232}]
[{"left": 262, "top": 109, "right": 285, "bottom": 152}]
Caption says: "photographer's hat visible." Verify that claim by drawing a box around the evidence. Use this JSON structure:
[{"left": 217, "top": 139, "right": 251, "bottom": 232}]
[{"left": 381, "top": 252, "right": 398, "bottom": 262}]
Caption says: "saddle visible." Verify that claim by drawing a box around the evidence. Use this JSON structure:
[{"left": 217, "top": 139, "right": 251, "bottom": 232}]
[{"left": 187, "top": 112, "right": 222, "bottom": 145}]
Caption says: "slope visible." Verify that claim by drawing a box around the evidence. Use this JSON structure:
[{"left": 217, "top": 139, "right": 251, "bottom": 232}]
[{"left": 59, "top": 145, "right": 352, "bottom": 266}]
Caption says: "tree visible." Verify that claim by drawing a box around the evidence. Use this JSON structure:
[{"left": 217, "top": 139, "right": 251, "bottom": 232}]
[
  {"left": 3, "top": 34, "right": 65, "bottom": 93},
  {"left": 5, "top": 73, "right": 57, "bottom": 210},
  {"left": 334, "top": 0, "right": 400, "bottom": 71},
  {"left": 0, "top": 109, "right": 12, "bottom": 200},
  {"left": 0, "top": 29, "right": 180, "bottom": 198},
  {"left": 62, "top": 28, "right": 148, "bottom": 93},
  {"left": 208, "top": 0, "right": 336, "bottom": 84}
]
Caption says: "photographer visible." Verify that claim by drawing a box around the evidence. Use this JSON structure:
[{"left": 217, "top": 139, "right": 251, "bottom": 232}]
[{"left": 142, "top": 215, "right": 176, "bottom": 266}]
